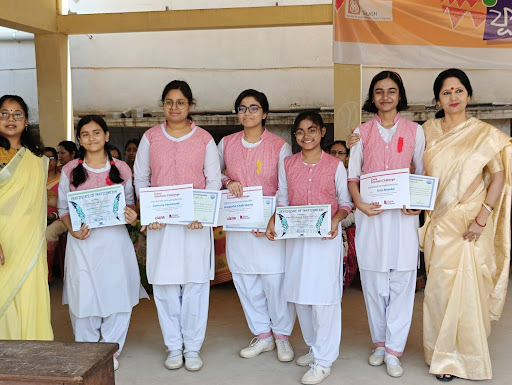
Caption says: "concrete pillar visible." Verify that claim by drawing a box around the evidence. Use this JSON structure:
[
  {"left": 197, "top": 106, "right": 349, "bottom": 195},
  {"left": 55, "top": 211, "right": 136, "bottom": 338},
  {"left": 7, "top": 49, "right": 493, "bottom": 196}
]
[
  {"left": 334, "top": 63, "right": 362, "bottom": 140},
  {"left": 34, "top": 33, "right": 73, "bottom": 147}
]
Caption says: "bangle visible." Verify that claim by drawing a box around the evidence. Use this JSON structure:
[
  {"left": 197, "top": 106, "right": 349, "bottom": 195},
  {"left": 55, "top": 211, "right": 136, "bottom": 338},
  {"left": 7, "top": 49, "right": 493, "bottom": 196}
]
[
  {"left": 225, "top": 180, "right": 232, "bottom": 188},
  {"left": 482, "top": 203, "right": 493, "bottom": 213},
  {"left": 474, "top": 218, "right": 486, "bottom": 228}
]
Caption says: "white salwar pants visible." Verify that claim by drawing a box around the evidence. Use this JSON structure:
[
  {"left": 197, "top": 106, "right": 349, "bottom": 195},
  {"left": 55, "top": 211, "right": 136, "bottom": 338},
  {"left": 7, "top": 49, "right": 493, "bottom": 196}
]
[
  {"left": 359, "top": 269, "right": 416, "bottom": 356},
  {"left": 153, "top": 282, "right": 210, "bottom": 352},
  {"left": 69, "top": 310, "right": 132, "bottom": 356},
  {"left": 232, "top": 272, "right": 296, "bottom": 337},
  {"left": 295, "top": 303, "right": 341, "bottom": 367}
]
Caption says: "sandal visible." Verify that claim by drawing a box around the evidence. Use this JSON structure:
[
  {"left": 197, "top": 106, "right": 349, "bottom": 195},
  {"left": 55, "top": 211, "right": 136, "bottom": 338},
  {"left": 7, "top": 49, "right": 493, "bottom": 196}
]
[{"left": 436, "top": 374, "right": 456, "bottom": 382}]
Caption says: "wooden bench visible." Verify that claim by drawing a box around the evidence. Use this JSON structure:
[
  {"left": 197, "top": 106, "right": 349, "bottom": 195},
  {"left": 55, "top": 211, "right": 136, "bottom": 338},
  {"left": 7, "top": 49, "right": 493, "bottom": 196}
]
[{"left": 0, "top": 341, "right": 118, "bottom": 385}]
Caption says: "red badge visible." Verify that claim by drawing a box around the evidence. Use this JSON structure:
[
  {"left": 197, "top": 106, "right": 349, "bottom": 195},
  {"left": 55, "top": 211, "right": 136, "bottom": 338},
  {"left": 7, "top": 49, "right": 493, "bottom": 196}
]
[{"left": 397, "top": 137, "right": 404, "bottom": 153}]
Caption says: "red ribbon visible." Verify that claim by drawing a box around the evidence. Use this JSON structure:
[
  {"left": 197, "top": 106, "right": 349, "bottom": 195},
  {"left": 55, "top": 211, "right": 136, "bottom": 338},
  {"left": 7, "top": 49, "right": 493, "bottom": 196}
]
[
  {"left": 105, "top": 176, "right": 114, "bottom": 186},
  {"left": 397, "top": 137, "right": 404, "bottom": 153}
]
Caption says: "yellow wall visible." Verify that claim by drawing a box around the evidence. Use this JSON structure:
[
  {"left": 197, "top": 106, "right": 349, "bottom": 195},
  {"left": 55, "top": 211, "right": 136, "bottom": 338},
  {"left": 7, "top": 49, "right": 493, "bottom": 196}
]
[
  {"left": 0, "top": 0, "right": 57, "bottom": 33},
  {"left": 334, "top": 63, "right": 362, "bottom": 140}
]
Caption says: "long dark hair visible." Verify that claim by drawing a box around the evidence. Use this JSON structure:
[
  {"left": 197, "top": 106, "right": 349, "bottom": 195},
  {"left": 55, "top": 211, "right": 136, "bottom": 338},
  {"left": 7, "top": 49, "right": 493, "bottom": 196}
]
[
  {"left": 161, "top": 80, "right": 195, "bottom": 121},
  {"left": 433, "top": 68, "right": 473, "bottom": 119},
  {"left": 0, "top": 95, "right": 44, "bottom": 156},
  {"left": 362, "top": 71, "right": 408, "bottom": 113},
  {"left": 71, "top": 115, "right": 123, "bottom": 188},
  {"left": 58, "top": 140, "right": 79, "bottom": 159}
]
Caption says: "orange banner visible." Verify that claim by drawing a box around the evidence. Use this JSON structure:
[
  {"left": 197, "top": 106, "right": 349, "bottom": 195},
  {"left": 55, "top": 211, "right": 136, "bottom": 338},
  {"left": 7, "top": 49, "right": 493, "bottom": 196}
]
[{"left": 334, "top": 0, "right": 512, "bottom": 69}]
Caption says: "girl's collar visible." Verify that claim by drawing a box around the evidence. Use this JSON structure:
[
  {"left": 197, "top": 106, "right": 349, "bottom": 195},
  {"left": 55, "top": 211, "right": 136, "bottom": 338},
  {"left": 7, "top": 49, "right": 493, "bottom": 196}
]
[{"left": 375, "top": 113, "right": 401, "bottom": 125}]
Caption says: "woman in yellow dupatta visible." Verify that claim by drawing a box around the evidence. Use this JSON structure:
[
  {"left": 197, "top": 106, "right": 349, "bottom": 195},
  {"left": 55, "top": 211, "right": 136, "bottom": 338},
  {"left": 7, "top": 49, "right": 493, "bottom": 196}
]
[
  {"left": 0, "top": 94, "right": 53, "bottom": 340},
  {"left": 420, "top": 69, "right": 511, "bottom": 381}
]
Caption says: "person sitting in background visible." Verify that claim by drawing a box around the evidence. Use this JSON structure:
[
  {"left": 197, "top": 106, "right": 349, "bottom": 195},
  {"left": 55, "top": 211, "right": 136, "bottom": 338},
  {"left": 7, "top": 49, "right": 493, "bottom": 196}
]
[
  {"left": 44, "top": 146, "right": 62, "bottom": 283},
  {"left": 124, "top": 138, "right": 139, "bottom": 172},
  {"left": 109, "top": 144, "right": 122, "bottom": 160},
  {"left": 57, "top": 140, "right": 78, "bottom": 168},
  {"left": 329, "top": 140, "right": 349, "bottom": 169}
]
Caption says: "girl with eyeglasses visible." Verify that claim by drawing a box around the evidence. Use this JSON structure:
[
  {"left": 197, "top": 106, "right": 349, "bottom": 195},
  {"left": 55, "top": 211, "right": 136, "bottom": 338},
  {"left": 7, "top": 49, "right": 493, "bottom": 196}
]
[
  {"left": 217, "top": 89, "right": 296, "bottom": 362},
  {"left": 57, "top": 115, "right": 147, "bottom": 371},
  {"left": 346, "top": 70, "right": 425, "bottom": 378},
  {"left": 134, "top": 80, "right": 221, "bottom": 372},
  {"left": 0, "top": 94, "right": 53, "bottom": 341},
  {"left": 266, "top": 111, "right": 352, "bottom": 385}
]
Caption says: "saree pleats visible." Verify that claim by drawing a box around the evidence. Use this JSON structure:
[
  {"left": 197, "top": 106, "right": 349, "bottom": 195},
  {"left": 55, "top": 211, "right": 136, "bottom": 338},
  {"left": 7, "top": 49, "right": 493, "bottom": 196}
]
[{"left": 420, "top": 118, "right": 511, "bottom": 380}]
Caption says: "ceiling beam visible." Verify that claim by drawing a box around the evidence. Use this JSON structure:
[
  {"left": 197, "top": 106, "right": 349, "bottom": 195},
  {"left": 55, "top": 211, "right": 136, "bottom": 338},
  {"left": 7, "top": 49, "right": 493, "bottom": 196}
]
[
  {"left": 57, "top": 4, "right": 332, "bottom": 35},
  {"left": 0, "top": 0, "right": 57, "bottom": 33}
]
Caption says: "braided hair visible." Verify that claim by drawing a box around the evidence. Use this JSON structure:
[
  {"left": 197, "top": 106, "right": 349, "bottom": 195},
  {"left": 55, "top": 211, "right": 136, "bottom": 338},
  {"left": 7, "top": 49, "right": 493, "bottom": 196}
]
[{"left": 71, "top": 115, "right": 124, "bottom": 188}]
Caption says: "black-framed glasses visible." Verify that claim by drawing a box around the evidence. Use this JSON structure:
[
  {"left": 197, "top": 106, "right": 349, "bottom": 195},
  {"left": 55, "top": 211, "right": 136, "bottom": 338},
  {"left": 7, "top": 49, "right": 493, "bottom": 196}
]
[
  {"left": 0, "top": 111, "right": 25, "bottom": 121},
  {"left": 164, "top": 100, "right": 189, "bottom": 110},
  {"left": 330, "top": 150, "right": 347, "bottom": 156},
  {"left": 295, "top": 127, "right": 321, "bottom": 136},
  {"left": 236, "top": 105, "right": 261, "bottom": 114}
]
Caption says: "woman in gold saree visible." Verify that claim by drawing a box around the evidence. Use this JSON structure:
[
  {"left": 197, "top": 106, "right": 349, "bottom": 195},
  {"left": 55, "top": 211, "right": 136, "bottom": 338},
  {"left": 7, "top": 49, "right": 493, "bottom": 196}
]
[
  {"left": 0, "top": 94, "right": 53, "bottom": 340},
  {"left": 420, "top": 69, "right": 511, "bottom": 381}
]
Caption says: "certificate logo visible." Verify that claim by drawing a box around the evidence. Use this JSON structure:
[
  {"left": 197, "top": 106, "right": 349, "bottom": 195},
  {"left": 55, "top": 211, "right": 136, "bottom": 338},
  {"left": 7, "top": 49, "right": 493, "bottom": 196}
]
[{"left": 210, "top": 194, "right": 215, "bottom": 199}]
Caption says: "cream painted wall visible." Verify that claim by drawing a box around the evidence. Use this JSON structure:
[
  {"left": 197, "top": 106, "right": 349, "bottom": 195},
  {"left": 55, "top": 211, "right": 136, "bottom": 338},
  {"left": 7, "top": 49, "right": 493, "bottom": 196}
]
[{"left": 1, "top": 0, "right": 512, "bottom": 122}]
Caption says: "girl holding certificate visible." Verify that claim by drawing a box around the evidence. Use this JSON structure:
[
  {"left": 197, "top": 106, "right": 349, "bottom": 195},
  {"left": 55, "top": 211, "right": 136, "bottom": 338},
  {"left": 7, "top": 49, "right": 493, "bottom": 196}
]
[
  {"left": 134, "top": 80, "right": 221, "bottom": 372},
  {"left": 347, "top": 71, "right": 425, "bottom": 378},
  {"left": 217, "top": 89, "right": 296, "bottom": 362},
  {"left": 58, "top": 115, "right": 147, "bottom": 371},
  {"left": 267, "top": 111, "right": 352, "bottom": 385}
]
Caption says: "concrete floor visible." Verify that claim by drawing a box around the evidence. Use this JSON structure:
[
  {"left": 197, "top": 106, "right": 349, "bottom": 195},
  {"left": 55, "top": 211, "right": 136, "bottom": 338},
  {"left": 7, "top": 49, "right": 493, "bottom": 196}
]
[{"left": 49, "top": 279, "right": 512, "bottom": 385}]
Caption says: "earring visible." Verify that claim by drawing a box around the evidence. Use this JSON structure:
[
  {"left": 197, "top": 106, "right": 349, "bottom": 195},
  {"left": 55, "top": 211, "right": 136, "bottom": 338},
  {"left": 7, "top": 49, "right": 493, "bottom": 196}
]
[{"left": 25, "top": 125, "right": 28, "bottom": 131}]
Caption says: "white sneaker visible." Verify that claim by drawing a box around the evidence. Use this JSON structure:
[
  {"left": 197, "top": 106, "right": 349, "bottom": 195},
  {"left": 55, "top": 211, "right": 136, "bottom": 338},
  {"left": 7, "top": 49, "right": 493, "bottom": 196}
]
[
  {"left": 301, "top": 364, "right": 331, "bottom": 385},
  {"left": 184, "top": 354, "right": 203, "bottom": 371},
  {"left": 276, "top": 339, "right": 294, "bottom": 362},
  {"left": 368, "top": 347, "right": 386, "bottom": 366},
  {"left": 296, "top": 348, "right": 315, "bottom": 366},
  {"left": 385, "top": 355, "right": 403, "bottom": 378},
  {"left": 113, "top": 356, "right": 119, "bottom": 371},
  {"left": 240, "top": 337, "right": 275, "bottom": 358},
  {"left": 164, "top": 352, "right": 183, "bottom": 370}
]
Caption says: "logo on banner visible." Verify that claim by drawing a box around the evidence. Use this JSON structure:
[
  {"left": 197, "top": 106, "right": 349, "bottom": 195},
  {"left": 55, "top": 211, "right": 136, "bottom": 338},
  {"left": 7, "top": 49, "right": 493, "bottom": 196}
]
[
  {"left": 345, "top": 0, "right": 393, "bottom": 21},
  {"left": 484, "top": 1, "right": 512, "bottom": 40}
]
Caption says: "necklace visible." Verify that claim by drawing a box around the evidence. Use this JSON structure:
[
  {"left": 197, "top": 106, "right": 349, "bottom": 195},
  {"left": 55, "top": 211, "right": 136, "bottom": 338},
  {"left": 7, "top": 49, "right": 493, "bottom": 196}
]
[{"left": 441, "top": 117, "right": 469, "bottom": 134}]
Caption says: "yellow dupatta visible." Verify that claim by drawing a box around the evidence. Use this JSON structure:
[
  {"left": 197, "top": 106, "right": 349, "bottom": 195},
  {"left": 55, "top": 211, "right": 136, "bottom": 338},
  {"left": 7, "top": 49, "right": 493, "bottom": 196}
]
[
  {"left": 421, "top": 117, "right": 512, "bottom": 320},
  {"left": 0, "top": 148, "right": 49, "bottom": 316}
]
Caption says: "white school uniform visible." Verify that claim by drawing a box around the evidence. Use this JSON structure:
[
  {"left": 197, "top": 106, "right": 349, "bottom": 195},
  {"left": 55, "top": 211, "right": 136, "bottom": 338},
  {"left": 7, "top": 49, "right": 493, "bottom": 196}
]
[
  {"left": 218, "top": 134, "right": 296, "bottom": 337},
  {"left": 276, "top": 157, "right": 353, "bottom": 366},
  {"left": 348, "top": 119, "right": 425, "bottom": 355},
  {"left": 134, "top": 124, "right": 222, "bottom": 352},
  {"left": 58, "top": 160, "right": 148, "bottom": 355}
]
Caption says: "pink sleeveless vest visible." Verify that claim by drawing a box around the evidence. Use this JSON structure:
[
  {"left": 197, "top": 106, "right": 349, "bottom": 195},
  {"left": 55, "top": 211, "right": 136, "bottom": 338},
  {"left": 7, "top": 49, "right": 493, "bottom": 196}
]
[
  {"left": 144, "top": 122, "right": 212, "bottom": 188},
  {"left": 284, "top": 152, "right": 340, "bottom": 216},
  {"left": 62, "top": 158, "right": 132, "bottom": 192},
  {"left": 223, "top": 129, "right": 285, "bottom": 196},
  {"left": 359, "top": 114, "right": 417, "bottom": 174}
]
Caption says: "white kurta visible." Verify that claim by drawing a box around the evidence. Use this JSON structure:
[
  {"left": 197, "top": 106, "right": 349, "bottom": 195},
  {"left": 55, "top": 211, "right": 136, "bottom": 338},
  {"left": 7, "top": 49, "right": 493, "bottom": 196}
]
[
  {"left": 58, "top": 167, "right": 147, "bottom": 319},
  {"left": 276, "top": 162, "right": 353, "bottom": 305},
  {"left": 218, "top": 138, "right": 291, "bottom": 274},
  {"left": 348, "top": 122, "right": 425, "bottom": 272},
  {"left": 134, "top": 127, "right": 222, "bottom": 284}
]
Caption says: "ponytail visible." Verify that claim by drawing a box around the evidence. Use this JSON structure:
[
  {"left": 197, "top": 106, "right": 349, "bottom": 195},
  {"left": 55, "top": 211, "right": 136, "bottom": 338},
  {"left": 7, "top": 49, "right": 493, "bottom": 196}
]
[
  {"left": 105, "top": 143, "right": 124, "bottom": 184},
  {"left": 71, "top": 146, "right": 87, "bottom": 188}
]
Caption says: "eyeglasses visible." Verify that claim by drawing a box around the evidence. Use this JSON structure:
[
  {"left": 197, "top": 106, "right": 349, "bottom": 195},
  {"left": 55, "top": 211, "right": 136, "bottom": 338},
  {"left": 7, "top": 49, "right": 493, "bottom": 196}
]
[
  {"left": 164, "top": 100, "right": 189, "bottom": 110},
  {"left": 236, "top": 105, "right": 261, "bottom": 114},
  {"left": 330, "top": 150, "right": 347, "bottom": 156},
  {"left": 295, "top": 127, "right": 321, "bottom": 137},
  {"left": 0, "top": 111, "right": 25, "bottom": 121}
]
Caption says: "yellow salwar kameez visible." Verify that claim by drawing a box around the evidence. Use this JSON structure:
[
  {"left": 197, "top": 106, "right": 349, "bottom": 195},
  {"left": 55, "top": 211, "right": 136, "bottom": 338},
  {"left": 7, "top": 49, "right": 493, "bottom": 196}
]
[
  {"left": 420, "top": 117, "right": 511, "bottom": 380},
  {"left": 0, "top": 147, "right": 53, "bottom": 340}
]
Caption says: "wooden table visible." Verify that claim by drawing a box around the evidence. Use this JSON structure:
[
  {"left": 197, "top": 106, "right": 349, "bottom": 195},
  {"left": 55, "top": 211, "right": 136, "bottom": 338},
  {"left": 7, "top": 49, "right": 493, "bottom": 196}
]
[{"left": 0, "top": 341, "right": 118, "bottom": 385}]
